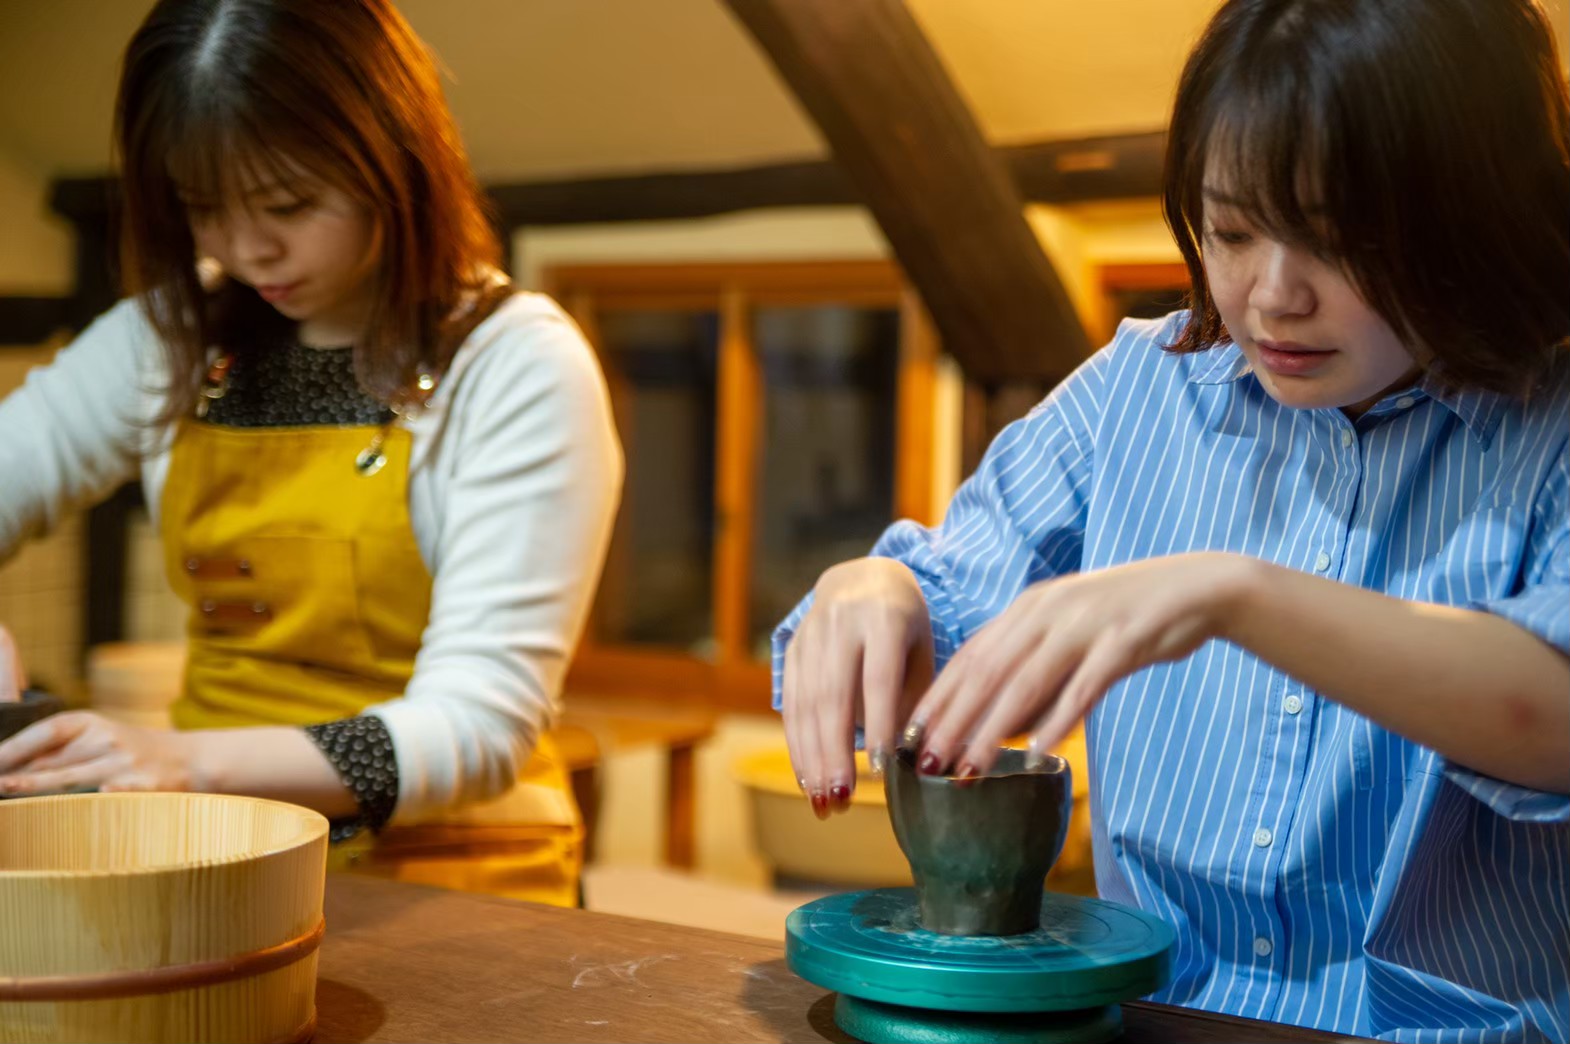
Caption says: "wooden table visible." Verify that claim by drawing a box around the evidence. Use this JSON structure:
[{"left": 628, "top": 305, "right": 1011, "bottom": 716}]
[{"left": 313, "top": 874, "right": 1372, "bottom": 1043}]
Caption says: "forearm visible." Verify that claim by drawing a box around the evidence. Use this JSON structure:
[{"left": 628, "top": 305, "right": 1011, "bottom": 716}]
[
  {"left": 180, "top": 726, "right": 360, "bottom": 819},
  {"left": 1220, "top": 557, "right": 1570, "bottom": 793}
]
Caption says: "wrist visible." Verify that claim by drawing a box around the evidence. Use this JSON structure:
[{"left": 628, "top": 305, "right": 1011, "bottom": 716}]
[
  {"left": 1209, "top": 552, "right": 1269, "bottom": 644},
  {"left": 176, "top": 730, "right": 223, "bottom": 794}
]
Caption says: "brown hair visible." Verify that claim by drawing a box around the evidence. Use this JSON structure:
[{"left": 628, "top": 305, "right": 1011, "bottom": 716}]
[
  {"left": 1162, "top": 0, "right": 1570, "bottom": 395},
  {"left": 114, "top": 0, "right": 506, "bottom": 418}
]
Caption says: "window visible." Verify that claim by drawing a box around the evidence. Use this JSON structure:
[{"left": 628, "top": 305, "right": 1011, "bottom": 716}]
[{"left": 550, "top": 262, "right": 938, "bottom": 711}]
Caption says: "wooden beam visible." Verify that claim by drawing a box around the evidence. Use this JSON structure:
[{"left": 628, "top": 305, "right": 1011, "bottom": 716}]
[
  {"left": 720, "top": 0, "right": 1091, "bottom": 382},
  {"left": 493, "top": 159, "right": 854, "bottom": 226},
  {"left": 489, "top": 133, "right": 1163, "bottom": 227},
  {"left": 54, "top": 130, "right": 1164, "bottom": 239},
  {"left": 0, "top": 297, "right": 70, "bottom": 345}
]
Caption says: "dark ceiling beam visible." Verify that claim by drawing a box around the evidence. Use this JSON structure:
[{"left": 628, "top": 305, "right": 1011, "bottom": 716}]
[
  {"left": 50, "top": 130, "right": 1164, "bottom": 235},
  {"left": 0, "top": 297, "right": 71, "bottom": 346},
  {"left": 486, "top": 132, "right": 1163, "bottom": 227},
  {"left": 720, "top": 0, "right": 1091, "bottom": 381}
]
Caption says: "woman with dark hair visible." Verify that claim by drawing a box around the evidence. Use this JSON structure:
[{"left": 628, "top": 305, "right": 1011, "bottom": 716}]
[
  {"left": 0, "top": 0, "right": 622, "bottom": 907},
  {"left": 778, "top": 0, "right": 1569, "bottom": 1039}
]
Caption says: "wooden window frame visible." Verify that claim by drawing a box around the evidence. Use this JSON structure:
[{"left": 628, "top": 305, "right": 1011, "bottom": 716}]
[
  {"left": 547, "top": 260, "right": 939, "bottom": 713},
  {"left": 1097, "top": 261, "right": 1190, "bottom": 341}
]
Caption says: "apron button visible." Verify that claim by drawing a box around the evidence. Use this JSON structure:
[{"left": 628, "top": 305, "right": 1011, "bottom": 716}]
[
  {"left": 252, "top": 602, "right": 269, "bottom": 614},
  {"left": 200, "top": 600, "right": 216, "bottom": 614},
  {"left": 238, "top": 559, "right": 253, "bottom": 576},
  {"left": 185, "top": 557, "right": 201, "bottom": 574}
]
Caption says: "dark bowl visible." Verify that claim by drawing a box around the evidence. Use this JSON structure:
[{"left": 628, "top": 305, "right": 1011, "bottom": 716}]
[
  {"left": 0, "top": 689, "right": 65, "bottom": 743},
  {"left": 885, "top": 746, "right": 1073, "bottom": 935}
]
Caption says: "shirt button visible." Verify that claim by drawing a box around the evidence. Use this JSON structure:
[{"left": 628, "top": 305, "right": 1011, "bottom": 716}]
[
  {"left": 1395, "top": 396, "right": 1415, "bottom": 409},
  {"left": 1253, "top": 827, "right": 1273, "bottom": 848},
  {"left": 1254, "top": 936, "right": 1274, "bottom": 957},
  {"left": 1313, "top": 551, "right": 1332, "bottom": 572},
  {"left": 1340, "top": 429, "right": 1354, "bottom": 448},
  {"left": 1283, "top": 694, "right": 1303, "bottom": 715}
]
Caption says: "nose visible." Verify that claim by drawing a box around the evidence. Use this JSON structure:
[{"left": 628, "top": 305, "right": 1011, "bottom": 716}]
[
  {"left": 220, "top": 211, "right": 284, "bottom": 270},
  {"left": 1248, "top": 241, "right": 1315, "bottom": 319}
]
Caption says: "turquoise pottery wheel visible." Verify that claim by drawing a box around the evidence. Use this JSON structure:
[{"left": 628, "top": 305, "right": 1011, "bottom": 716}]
[{"left": 786, "top": 888, "right": 1175, "bottom": 1044}]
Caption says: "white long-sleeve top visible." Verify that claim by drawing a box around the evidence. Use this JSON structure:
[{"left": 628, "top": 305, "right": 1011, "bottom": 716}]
[{"left": 0, "top": 292, "right": 623, "bottom": 825}]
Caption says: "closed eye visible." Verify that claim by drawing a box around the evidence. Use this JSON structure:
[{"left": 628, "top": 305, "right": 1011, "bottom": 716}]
[
  {"left": 265, "top": 199, "right": 314, "bottom": 219},
  {"left": 1207, "top": 227, "right": 1253, "bottom": 246}
]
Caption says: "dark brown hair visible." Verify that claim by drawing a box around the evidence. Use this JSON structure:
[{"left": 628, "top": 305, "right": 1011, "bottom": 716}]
[
  {"left": 115, "top": 0, "right": 506, "bottom": 417},
  {"left": 1162, "top": 0, "right": 1570, "bottom": 394}
]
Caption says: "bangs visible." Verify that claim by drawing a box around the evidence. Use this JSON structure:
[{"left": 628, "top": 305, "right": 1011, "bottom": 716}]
[
  {"left": 1193, "top": 84, "right": 1343, "bottom": 260},
  {"left": 161, "top": 110, "right": 339, "bottom": 210}
]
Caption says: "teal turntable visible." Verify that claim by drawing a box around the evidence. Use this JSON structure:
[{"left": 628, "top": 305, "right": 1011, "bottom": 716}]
[{"left": 785, "top": 747, "right": 1176, "bottom": 1043}]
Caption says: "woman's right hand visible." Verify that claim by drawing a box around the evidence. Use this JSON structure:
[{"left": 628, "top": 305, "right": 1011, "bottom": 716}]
[
  {"left": 781, "top": 557, "right": 934, "bottom": 818},
  {"left": 0, "top": 625, "right": 23, "bottom": 703}
]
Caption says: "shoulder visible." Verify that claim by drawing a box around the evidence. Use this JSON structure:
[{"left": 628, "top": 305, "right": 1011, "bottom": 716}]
[
  {"left": 58, "top": 296, "right": 174, "bottom": 418},
  {"left": 443, "top": 292, "right": 606, "bottom": 405},
  {"left": 77, "top": 296, "right": 166, "bottom": 365},
  {"left": 1099, "top": 310, "right": 1241, "bottom": 387},
  {"left": 1034, "top": 309, "right": 1225, "bottom": 421},
  {"left": 434, "top": 292, "right": 613, "bottom": 445}
]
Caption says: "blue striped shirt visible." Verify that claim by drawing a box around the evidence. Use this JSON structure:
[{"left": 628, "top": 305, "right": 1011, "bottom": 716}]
[{"left": 772, "top": 313, "right": 1570, "bottom": 1043}]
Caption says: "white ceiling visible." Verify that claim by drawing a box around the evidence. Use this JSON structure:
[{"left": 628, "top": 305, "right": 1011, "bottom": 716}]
[{"left": 0, "top": 0, "right": 1564, "bottom": 181}]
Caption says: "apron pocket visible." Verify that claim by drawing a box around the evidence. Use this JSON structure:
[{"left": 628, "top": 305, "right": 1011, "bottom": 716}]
[{"left": 185, "top": 535, "right": 377, "bottom": 674}]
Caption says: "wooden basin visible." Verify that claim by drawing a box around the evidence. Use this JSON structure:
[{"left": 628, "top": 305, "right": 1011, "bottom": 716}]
[{"left": 0, "top": 793, "right": 328, "bottom": 1043}]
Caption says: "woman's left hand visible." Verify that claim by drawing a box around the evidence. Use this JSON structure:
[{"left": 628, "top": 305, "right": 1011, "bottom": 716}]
[
  {"left": 908, "top": 552, "right": 1256, "bottom": 777},
  {"left": 0, "top": 711, "right": 195, "bottom": 795}
]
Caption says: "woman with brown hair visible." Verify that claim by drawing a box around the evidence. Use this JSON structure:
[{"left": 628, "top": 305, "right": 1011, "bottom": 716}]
[{"left": 0, "top": 0, "right": 622, "bottom": 907}]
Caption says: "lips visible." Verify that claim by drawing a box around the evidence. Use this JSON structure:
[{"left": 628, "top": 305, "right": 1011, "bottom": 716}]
[
  {"left": 1255, "top": 338, "right": 1333, "bottom": 377},
  {"left": 255, "top": 282, "right": 300, "bottom": 304}
]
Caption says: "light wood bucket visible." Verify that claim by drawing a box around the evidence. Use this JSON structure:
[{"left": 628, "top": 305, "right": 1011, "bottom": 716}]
[{"left": 0, "top": 793, "right": 328, "bottom": 1043}]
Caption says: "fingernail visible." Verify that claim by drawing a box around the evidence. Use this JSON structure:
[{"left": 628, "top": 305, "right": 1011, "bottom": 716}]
[
  {"left": 796, "top": 776, "right": 809, "bottom": 793},
  {"left": 829, "top": 783, "right": 851, "bottom": 811},
  {"left": 956, "top": 762, "right": 978, "bottom": 781},
  {"left": 917, "top": 752, "right": 942, "bottom": 776},
  {"left": 810, "top": 792, "right": 830, "bottom": 820},
  {"left": 901, "top": 720, "right": 926, "bottom": 749},
  {"left": 869, "top": 747, "right": 889, "bottom": 778},
  {"left": 1025, "top": 740, "right": 1047, "bottom": 771}
]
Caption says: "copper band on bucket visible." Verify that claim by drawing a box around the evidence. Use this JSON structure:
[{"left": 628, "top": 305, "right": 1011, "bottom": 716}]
[{"left": 0, "top": 918, "right": 325, "bottom": 1002}]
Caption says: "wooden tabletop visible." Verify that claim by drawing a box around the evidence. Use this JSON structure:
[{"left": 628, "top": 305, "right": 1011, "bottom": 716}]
[{"left": 313, "top": 874, "right": 1372, "bottom": 1043}]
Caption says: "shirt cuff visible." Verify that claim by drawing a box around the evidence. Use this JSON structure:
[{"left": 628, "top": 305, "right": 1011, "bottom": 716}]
[
  {"left": 303, "top": 715, "right": 400, "bottom": 842},
  {"left": 1442, "top": 763, "right": 1570, "bottom": 823}
]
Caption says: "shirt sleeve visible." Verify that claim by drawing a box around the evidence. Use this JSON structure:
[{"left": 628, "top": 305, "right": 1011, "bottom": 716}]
[
  {"left": 1447, "top": 433, "right": 1570, "bottom": 822},
  {"left": 771, "top": 334, "right": 1114, "bottom": 710},
  {"left": 364, "top": 299, "right": 623, "bottom": 824},
  {"left": 303, "top": 716, "right": 399, "bottom": 842},
  {"left": 0, "top": 299, "right": 167, "bottom": 560}
]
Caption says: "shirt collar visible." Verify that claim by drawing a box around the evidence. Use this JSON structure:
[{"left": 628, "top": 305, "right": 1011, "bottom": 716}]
[
  {"left": 1186, "top": 343, "right": 1509, "bottom": 445},
  {"left": 1415, "top": 371, "right": 1510, "bottom": 446},
  {"left": 1185, "top": 343, "right": 1253, "bottom": 385}
]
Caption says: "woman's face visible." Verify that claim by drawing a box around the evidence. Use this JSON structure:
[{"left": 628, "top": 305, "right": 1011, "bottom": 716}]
[
  {"left": 182, "top": 160, "right": 379, "bottom": 343},
  {"left": 1200, "top": 161, "right": 1423, "bottom": 416}
]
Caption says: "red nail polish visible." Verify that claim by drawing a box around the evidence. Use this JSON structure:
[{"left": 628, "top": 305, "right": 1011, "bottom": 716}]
[
  {"left": 918, "top": 752, "right": 942, "bottom": 775},
  {"left": 830, "top": 784, "right": 851, "bottom": 811},
  {"left": 810, "top": 793, "right": 830, "bottom": 819}
]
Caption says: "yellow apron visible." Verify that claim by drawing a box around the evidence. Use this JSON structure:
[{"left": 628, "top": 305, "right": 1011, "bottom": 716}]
[{"left": 162, "top": 416, "right": 582, "bottom": 906}]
